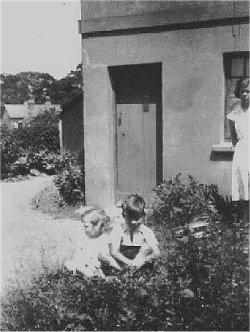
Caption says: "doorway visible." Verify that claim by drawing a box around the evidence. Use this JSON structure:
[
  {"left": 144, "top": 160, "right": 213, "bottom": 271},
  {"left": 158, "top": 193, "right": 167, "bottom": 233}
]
[{"left": 109, "top": 63, "right": 162, "bottom": 198}]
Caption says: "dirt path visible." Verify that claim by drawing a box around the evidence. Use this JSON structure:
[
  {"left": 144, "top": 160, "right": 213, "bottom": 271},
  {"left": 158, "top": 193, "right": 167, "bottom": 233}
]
[{"left": 1, "top": 176, "right": 82, "bottom": 293}]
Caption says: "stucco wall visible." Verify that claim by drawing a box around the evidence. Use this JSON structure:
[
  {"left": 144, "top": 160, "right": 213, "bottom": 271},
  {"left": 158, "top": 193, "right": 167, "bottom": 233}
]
[{"left": 82, "top": 24, "right": 249, "bottom": 206}]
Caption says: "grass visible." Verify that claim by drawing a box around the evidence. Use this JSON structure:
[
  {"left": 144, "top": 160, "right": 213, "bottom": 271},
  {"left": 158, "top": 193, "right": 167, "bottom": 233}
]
[{"left": 1, "top": 175, "right": 83, "bottom": 299}]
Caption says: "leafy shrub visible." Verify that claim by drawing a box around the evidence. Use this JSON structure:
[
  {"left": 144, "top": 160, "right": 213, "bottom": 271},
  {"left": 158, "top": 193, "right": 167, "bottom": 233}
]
[
  {"left": 0, "top": 267, "right": 174, "bottom": 331},
  {"left": 1, "top": 219, "right": 248, "bottom": 331},
  {"left": 150, "top": 174, "right": 219, "bottom": 228},
  {"left": 54, "top": 153, "right": 85, "bottom": 206},
  {"left": 165, "top": 220, "right": 248, "bottom": 331},
  {"left": 27, "top": 150, "right": 63, "bottom": 174},
  {"left": 0, "top": 130, "right": 25, "bottom": 179},
  {"left": 25, "top": 109, "right": 60, "bottom": 152},
  {"left": 31, "top": 183, "right": 79, "bottom": 220},
  {"left": 212, "top": 193, "right": 243, "bottom": 228},
  {"left": 0, "top": 109, "right": 60, "bottom": 179}
]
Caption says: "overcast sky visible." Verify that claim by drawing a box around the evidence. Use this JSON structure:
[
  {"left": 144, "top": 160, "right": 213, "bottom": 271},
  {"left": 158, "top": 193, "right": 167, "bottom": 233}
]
[{"left": 1, "top": 0, "right": 81, "bottom": 79}]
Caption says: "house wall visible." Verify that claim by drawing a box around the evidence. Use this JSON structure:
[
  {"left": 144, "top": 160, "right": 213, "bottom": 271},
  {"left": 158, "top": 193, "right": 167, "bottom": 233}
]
[
  {"left": 11, "top": 118, "right": 23, "bottom": 129},
  {"left": 0, "top": 111, "right": 13, "bottom": 130},
  {"left": 81, "top": 3, "right": 249, "bottom": 207},
  {"left": 80, "top": 0, "right": 248, "bottom": 32}
]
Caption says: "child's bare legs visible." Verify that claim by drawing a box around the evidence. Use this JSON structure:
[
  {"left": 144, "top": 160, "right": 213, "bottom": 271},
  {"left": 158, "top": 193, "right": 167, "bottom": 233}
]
[
  {"left": 98, "top": 252, "right": 122, "bottom": 271},
  {"left": 65, "top": 261, "right": 106, "bottom": 278},
  {"left": 132, "top": 243, "right": 155, "bottom": 269},
  {"left": 77, "top": 265, "right": 105, "bottom": 278}
]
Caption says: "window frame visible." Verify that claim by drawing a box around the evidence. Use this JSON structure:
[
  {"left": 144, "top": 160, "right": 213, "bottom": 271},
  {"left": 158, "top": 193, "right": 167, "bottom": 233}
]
[{"left": 223, "top": 51, "right": 249, "bottom": 141}]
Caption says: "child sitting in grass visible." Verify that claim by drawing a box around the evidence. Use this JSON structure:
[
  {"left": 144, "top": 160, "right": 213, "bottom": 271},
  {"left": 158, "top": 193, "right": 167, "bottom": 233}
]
[
  {"left": 65, "top": 208, "right": 121, "bottom": 278},
  {"left": 109, "top": 194, "right": 160, "bottom": 270}
]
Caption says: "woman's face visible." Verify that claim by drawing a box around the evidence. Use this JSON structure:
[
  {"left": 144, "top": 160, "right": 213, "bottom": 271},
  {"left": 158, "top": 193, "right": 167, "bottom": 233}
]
[{"left": 240, "top": 84, "right": 250, "bottom": 108}]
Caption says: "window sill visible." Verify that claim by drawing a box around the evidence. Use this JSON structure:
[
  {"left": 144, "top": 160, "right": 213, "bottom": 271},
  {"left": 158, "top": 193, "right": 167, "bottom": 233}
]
[
  {"left": 210, "top": 143, "right": 234, "bottom": 161},
  {"left": 211, "top": 143, "right": 234, "bottom": 153}
]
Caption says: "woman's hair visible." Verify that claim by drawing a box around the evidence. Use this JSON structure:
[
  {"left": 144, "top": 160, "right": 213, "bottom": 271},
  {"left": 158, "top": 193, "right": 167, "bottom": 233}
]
[
  {"left": 234, "top": 77, "right": 250, "bottom": 99},
  {"left": 122, "top": 194, "right": 145, "bottom": 221}
]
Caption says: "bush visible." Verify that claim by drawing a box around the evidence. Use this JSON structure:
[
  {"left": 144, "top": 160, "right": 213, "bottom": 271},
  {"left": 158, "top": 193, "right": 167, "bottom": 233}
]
[
  {"left": 165, "top": 220, "right": 248, "bottom": 331},
  {"left": 0, "top": 267, "right": 173, "bottom": 331},
  {"left": 1, "top": 217, "right": 248, "bottom": 331},
  {"left": 0, "top": 131, "right": 25, "bottom": 179},
  {"left": 25, "top": 109, "right": 60, "bottom": 152},
  {"left": 0, "top": 109, "right": 60, "bottom": 179},
  {"left": 31, "top": 183, "right": 79, "bottom": 220},
  {"left": 150, "top": 174, "right": 219, "bottom": 228},
  {"left": 1, "top": 110, "right": 60, "bottom": 179},
  {"left": 28, "top": 150, "right": 63, "bottom": 175},
  {"left": 213, "top": 193, "right": 243, "bottom": 228},
  {"left": 54, "top": 153, "right": 85, "bottom": 206}
]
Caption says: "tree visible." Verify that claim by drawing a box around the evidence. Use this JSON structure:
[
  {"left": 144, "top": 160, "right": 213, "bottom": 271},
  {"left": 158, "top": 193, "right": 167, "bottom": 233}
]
[
  {"left": 48, "top": 63, "right": 82, "bottom": 104},
  {"left": 0, "top": 64, "right": 83, "bottom": 105},
  {"left": 1, "top": 72, "right": 56, "bottom": 104}
]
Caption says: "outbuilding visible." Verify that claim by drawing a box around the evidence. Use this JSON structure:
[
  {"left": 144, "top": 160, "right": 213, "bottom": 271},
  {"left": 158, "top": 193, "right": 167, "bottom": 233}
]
[{"left": 79, "top": 0, "right": 249, "bottom": 207}]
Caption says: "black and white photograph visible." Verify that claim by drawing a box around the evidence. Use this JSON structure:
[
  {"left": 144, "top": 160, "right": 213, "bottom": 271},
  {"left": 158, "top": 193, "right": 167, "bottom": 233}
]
[{"left": 0, "top": 0, "right": 249, "bottom": 330}]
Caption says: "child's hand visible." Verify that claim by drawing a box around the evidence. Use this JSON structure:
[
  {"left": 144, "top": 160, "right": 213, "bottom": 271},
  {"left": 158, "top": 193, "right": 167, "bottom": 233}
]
[
  {"left": 132, "top": 257, "right": 144, "bottom": 268},
  {"left": 65, "top": 260, "right": 76, "bottom": 273},
  {"left": 105, "top": 276, "right": 119, "bottom": 283},
  {"left": 126, "top": 260, "right": 138, "bottom": 268}
]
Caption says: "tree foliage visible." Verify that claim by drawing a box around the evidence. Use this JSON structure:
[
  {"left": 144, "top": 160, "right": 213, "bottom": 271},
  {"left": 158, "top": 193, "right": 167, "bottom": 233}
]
[
  {"left": 1, "top": 72, "right": 56, "bottom": 104},
  {"left": 1, "top": 64, "right": 82, "bottom": 105},
  {"left": 0, "top": 109, "right": 60, "bottom": 179}
]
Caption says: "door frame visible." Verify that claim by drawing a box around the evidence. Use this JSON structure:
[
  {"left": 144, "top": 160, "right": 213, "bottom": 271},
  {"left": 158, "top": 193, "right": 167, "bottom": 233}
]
[{"left": 108, "top": 63, "right": 163, "bottom": 202}]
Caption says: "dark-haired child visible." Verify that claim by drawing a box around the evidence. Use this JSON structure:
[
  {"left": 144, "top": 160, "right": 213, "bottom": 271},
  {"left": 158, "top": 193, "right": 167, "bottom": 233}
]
[{"left": 109, "top": 194, "right": 160, "bottom": 270}]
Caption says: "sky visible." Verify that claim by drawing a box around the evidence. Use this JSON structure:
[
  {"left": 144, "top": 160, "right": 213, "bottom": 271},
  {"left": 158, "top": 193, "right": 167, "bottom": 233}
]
[{"left": 0, "top": 0, "right": 81, "bottom": 80}]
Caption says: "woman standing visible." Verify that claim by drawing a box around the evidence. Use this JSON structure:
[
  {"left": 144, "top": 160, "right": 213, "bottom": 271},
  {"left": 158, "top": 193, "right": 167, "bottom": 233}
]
[{"left": 227, "top": 78, "right": 249, "bottom": 222}]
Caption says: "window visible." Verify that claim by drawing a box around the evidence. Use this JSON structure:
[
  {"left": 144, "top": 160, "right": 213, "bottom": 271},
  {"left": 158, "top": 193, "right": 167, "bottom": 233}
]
[{"left": 223, "top": 52, "right": 249, "bottom": 141}]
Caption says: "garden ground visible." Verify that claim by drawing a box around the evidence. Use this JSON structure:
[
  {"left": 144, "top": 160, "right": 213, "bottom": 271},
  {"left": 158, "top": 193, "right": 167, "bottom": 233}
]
[
  {"left": 0, "top": 175, "right": 249, "bottom": 331},
  {"left": 0, "top": 175, "right": 82, "bottom": 293}
]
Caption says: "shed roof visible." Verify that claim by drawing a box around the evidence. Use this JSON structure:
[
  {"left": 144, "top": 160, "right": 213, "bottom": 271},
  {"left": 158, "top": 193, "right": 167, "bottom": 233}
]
[{"left": 5, "top": 105, "right": 27, "bottom": 119}]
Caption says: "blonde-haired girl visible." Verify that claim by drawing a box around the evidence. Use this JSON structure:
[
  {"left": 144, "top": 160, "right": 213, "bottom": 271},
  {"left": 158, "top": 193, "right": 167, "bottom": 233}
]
[{"left": 65, "top": 208, "right": 121, "bottom": 278}]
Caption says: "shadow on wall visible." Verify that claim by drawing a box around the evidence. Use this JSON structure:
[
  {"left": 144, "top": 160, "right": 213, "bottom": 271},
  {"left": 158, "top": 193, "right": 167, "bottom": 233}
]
[{"left": 167, "top": 77, "right": 204, "bottom": 112}]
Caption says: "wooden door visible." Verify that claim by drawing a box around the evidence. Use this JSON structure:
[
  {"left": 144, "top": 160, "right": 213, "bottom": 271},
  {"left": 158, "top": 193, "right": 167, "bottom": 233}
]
[{"left": 117, "top": 104, "right": 156, "bottom": 195}]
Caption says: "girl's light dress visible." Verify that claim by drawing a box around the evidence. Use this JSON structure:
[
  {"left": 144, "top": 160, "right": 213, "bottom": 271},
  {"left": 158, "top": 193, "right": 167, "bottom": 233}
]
[
  {"left": 227, "top": 103, "right": 249, "bottom": 201},
  {"left": 65, "top": 234, "right": 109, "bottom": 277}
]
